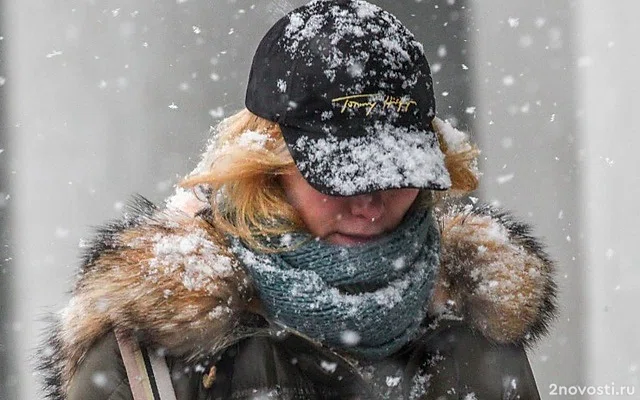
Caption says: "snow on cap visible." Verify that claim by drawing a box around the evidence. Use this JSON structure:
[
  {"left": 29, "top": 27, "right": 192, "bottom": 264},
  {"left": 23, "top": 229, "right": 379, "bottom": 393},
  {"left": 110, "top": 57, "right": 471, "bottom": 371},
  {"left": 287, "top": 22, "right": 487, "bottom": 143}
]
[{"left": 245, "top": 0, "right": 451, "bottom": 196}]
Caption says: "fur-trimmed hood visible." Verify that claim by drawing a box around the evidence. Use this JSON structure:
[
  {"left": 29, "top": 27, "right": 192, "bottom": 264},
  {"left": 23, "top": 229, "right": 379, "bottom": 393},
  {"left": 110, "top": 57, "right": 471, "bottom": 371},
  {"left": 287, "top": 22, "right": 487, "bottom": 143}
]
[{"left": 40, "top": 195, "right": 557, "bottom": 399}]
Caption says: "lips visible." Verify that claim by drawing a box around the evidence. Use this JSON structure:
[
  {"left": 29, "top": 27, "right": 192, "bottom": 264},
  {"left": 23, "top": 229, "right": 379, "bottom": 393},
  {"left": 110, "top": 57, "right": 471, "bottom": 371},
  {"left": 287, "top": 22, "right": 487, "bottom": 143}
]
[{"left": 330, "top": 232, "right": 383, "bottom": 245}]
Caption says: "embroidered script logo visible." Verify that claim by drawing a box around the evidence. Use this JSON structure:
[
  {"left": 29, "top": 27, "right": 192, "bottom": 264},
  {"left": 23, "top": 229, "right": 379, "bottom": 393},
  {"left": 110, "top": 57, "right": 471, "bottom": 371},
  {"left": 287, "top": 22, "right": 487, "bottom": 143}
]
[{"left": 331, "top": 94, "right": 418, "bottom": 116}]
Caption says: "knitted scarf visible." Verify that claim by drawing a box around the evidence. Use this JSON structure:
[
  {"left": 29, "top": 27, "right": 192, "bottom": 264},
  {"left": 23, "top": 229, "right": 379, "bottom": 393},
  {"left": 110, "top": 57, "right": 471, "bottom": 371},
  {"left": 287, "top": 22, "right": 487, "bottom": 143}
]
[{"left": 230, "top": 207, "right": 440, "bottom": 360}]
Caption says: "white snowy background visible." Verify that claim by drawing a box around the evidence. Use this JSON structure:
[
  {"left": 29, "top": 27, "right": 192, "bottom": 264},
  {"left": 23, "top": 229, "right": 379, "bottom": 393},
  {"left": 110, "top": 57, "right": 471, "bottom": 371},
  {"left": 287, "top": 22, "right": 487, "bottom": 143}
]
[{"left": 1, "top": 0, "right": 639, "bottom": 399}]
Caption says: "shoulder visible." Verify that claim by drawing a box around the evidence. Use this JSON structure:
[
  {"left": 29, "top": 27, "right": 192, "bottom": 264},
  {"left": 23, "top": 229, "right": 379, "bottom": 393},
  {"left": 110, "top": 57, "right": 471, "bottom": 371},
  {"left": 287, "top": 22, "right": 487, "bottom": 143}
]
[
  {"left": 40, "top": 195, "right": 253, "bottom": 399},
  {"left": 430, "top": 203, "right": 558, "bottom": 346},
  {"left": 68, "top": 195, "right": 251, "bottom": 347},
  {"left": 78, "top": 194, "right": 235, "bottom": 285}
]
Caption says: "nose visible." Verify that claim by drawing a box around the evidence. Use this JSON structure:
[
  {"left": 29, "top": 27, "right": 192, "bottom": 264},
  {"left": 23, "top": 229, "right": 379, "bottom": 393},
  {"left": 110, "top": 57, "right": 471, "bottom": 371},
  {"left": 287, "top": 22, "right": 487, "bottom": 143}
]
[{"left": 348, "top": 192, "right": 384, "bottom": 221}]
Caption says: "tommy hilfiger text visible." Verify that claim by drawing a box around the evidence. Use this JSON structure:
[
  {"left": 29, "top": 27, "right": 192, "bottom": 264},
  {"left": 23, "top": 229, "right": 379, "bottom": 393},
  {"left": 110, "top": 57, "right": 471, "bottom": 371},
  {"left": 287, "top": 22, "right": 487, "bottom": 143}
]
[{"left": 331, "top": 94, "right": 418, "bottom": 115}]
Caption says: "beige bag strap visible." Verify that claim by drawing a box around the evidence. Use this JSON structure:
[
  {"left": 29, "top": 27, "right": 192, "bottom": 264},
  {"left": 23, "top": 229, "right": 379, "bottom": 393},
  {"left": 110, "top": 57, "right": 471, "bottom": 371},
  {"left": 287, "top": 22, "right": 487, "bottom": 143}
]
[{"left": 114, "top": 330, "right": 178, "bottom": 400}]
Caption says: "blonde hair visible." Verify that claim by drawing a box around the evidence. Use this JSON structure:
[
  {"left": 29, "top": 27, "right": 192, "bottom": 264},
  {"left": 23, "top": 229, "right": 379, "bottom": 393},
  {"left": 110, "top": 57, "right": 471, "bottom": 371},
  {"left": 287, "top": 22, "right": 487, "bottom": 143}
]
[{"left": 179, "top": 109, "right": 479, "bottom": 248}]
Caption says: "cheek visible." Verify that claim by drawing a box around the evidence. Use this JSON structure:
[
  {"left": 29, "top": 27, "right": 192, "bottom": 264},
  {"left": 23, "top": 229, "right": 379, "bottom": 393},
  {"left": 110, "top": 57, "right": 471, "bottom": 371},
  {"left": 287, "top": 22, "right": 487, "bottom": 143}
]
[
  {"left": 296, "top": 196, "right": 345, "bottom": 236},
  {"left": 385, "top": 189, "right": 420, "bottom": 218},
  {"left": 402, "top": 189, "right": 420, "bottom": 208},
  {"left": 281, "top": 175, "right": 344, "bottom": 236}
]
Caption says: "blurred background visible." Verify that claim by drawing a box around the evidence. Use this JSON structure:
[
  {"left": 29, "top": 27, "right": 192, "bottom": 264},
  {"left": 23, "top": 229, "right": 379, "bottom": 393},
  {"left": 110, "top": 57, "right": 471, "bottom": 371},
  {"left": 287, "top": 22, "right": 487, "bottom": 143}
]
[{"left": 1, "top": 0, "right": 638, "bottom": 399}]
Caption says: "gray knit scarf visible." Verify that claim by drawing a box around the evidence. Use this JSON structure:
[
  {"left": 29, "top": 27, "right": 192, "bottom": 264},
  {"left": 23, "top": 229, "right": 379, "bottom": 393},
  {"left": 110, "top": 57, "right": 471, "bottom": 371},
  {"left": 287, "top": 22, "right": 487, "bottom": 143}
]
[{"left": 230, "top": 207, "right": 440, "bottom": 360}]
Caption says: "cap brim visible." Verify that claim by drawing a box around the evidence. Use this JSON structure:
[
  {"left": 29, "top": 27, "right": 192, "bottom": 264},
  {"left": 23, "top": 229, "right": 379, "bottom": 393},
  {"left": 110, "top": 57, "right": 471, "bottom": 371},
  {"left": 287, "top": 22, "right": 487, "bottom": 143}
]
[{"left": 280, "top": 123, "right": 452, "bottom": 197}]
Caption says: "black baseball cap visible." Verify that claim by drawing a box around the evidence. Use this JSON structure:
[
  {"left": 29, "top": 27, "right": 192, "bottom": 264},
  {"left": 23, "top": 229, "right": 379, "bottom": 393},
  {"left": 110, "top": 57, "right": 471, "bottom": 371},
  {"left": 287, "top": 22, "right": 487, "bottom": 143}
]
[{"left": 245, "top": 0, "right": 451, "bottom": 196}]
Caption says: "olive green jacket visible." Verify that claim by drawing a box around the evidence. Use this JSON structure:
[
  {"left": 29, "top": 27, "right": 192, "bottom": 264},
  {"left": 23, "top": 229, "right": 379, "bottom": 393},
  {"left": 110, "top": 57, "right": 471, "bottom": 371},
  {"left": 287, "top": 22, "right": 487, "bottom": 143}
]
[{"left": 39, "top": 196, "right": 557, "bottom": 399}]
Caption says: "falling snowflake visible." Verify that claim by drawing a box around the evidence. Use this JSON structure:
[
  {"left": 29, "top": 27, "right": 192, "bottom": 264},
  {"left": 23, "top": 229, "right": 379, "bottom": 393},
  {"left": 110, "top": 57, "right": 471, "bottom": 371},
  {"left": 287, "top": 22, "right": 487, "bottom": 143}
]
[
  {"left": 209, "top": 107, "right": 224, "bottom": 119},
  {"left": 91, "top": 372, "right": 108, "bottom": 387},
  {"left": 340, "top": 330, "right": 361, "bottom": 346},
  {"left": 46, "top": 50, "right": 63, "bottom": 58},
  {"left": 386, "top": 376, "right": 401, "bottom": 387},
  {"left": 496, "top": 173, "right": 514, "bottom": 184},
  {"left": 535, "top": 17, "right": 547, "bottom": 28},
  {"left": 320, "top": 360, "right": 337, "bottom": 373},
  {"left": 605, "top": 248, "right": 614, "bottom": 259},
  {"left": 502, "top": 75, "right": 515, "bottom": 86}
]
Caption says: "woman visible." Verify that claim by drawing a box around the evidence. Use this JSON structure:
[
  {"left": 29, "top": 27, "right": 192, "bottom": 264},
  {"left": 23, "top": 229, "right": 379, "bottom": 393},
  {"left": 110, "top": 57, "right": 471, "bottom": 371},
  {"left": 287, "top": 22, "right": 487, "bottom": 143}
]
[{"left": 40, "top": 1, "right": 557, "bottom": 399}]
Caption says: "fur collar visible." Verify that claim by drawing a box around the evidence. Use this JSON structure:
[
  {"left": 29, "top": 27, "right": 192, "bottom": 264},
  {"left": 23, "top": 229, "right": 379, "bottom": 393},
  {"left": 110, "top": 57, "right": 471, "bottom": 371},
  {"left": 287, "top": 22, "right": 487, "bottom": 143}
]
[{"left": 40, "top": 195, "right": 557, "bottom": 399}]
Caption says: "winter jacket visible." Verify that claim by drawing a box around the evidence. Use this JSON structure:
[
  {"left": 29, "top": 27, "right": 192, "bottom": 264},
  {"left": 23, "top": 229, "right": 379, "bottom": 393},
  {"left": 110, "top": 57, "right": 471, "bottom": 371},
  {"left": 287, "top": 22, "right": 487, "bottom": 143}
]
[{"left": 39, "top": 196, "right": 557, "bottom": 399}]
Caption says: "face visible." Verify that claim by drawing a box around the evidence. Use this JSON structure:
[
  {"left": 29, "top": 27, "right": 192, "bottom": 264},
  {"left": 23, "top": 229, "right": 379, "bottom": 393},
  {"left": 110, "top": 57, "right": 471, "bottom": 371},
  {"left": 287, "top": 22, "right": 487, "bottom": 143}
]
[{"left": 279, "top": 167, "right": 419, "bottom": 246}]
